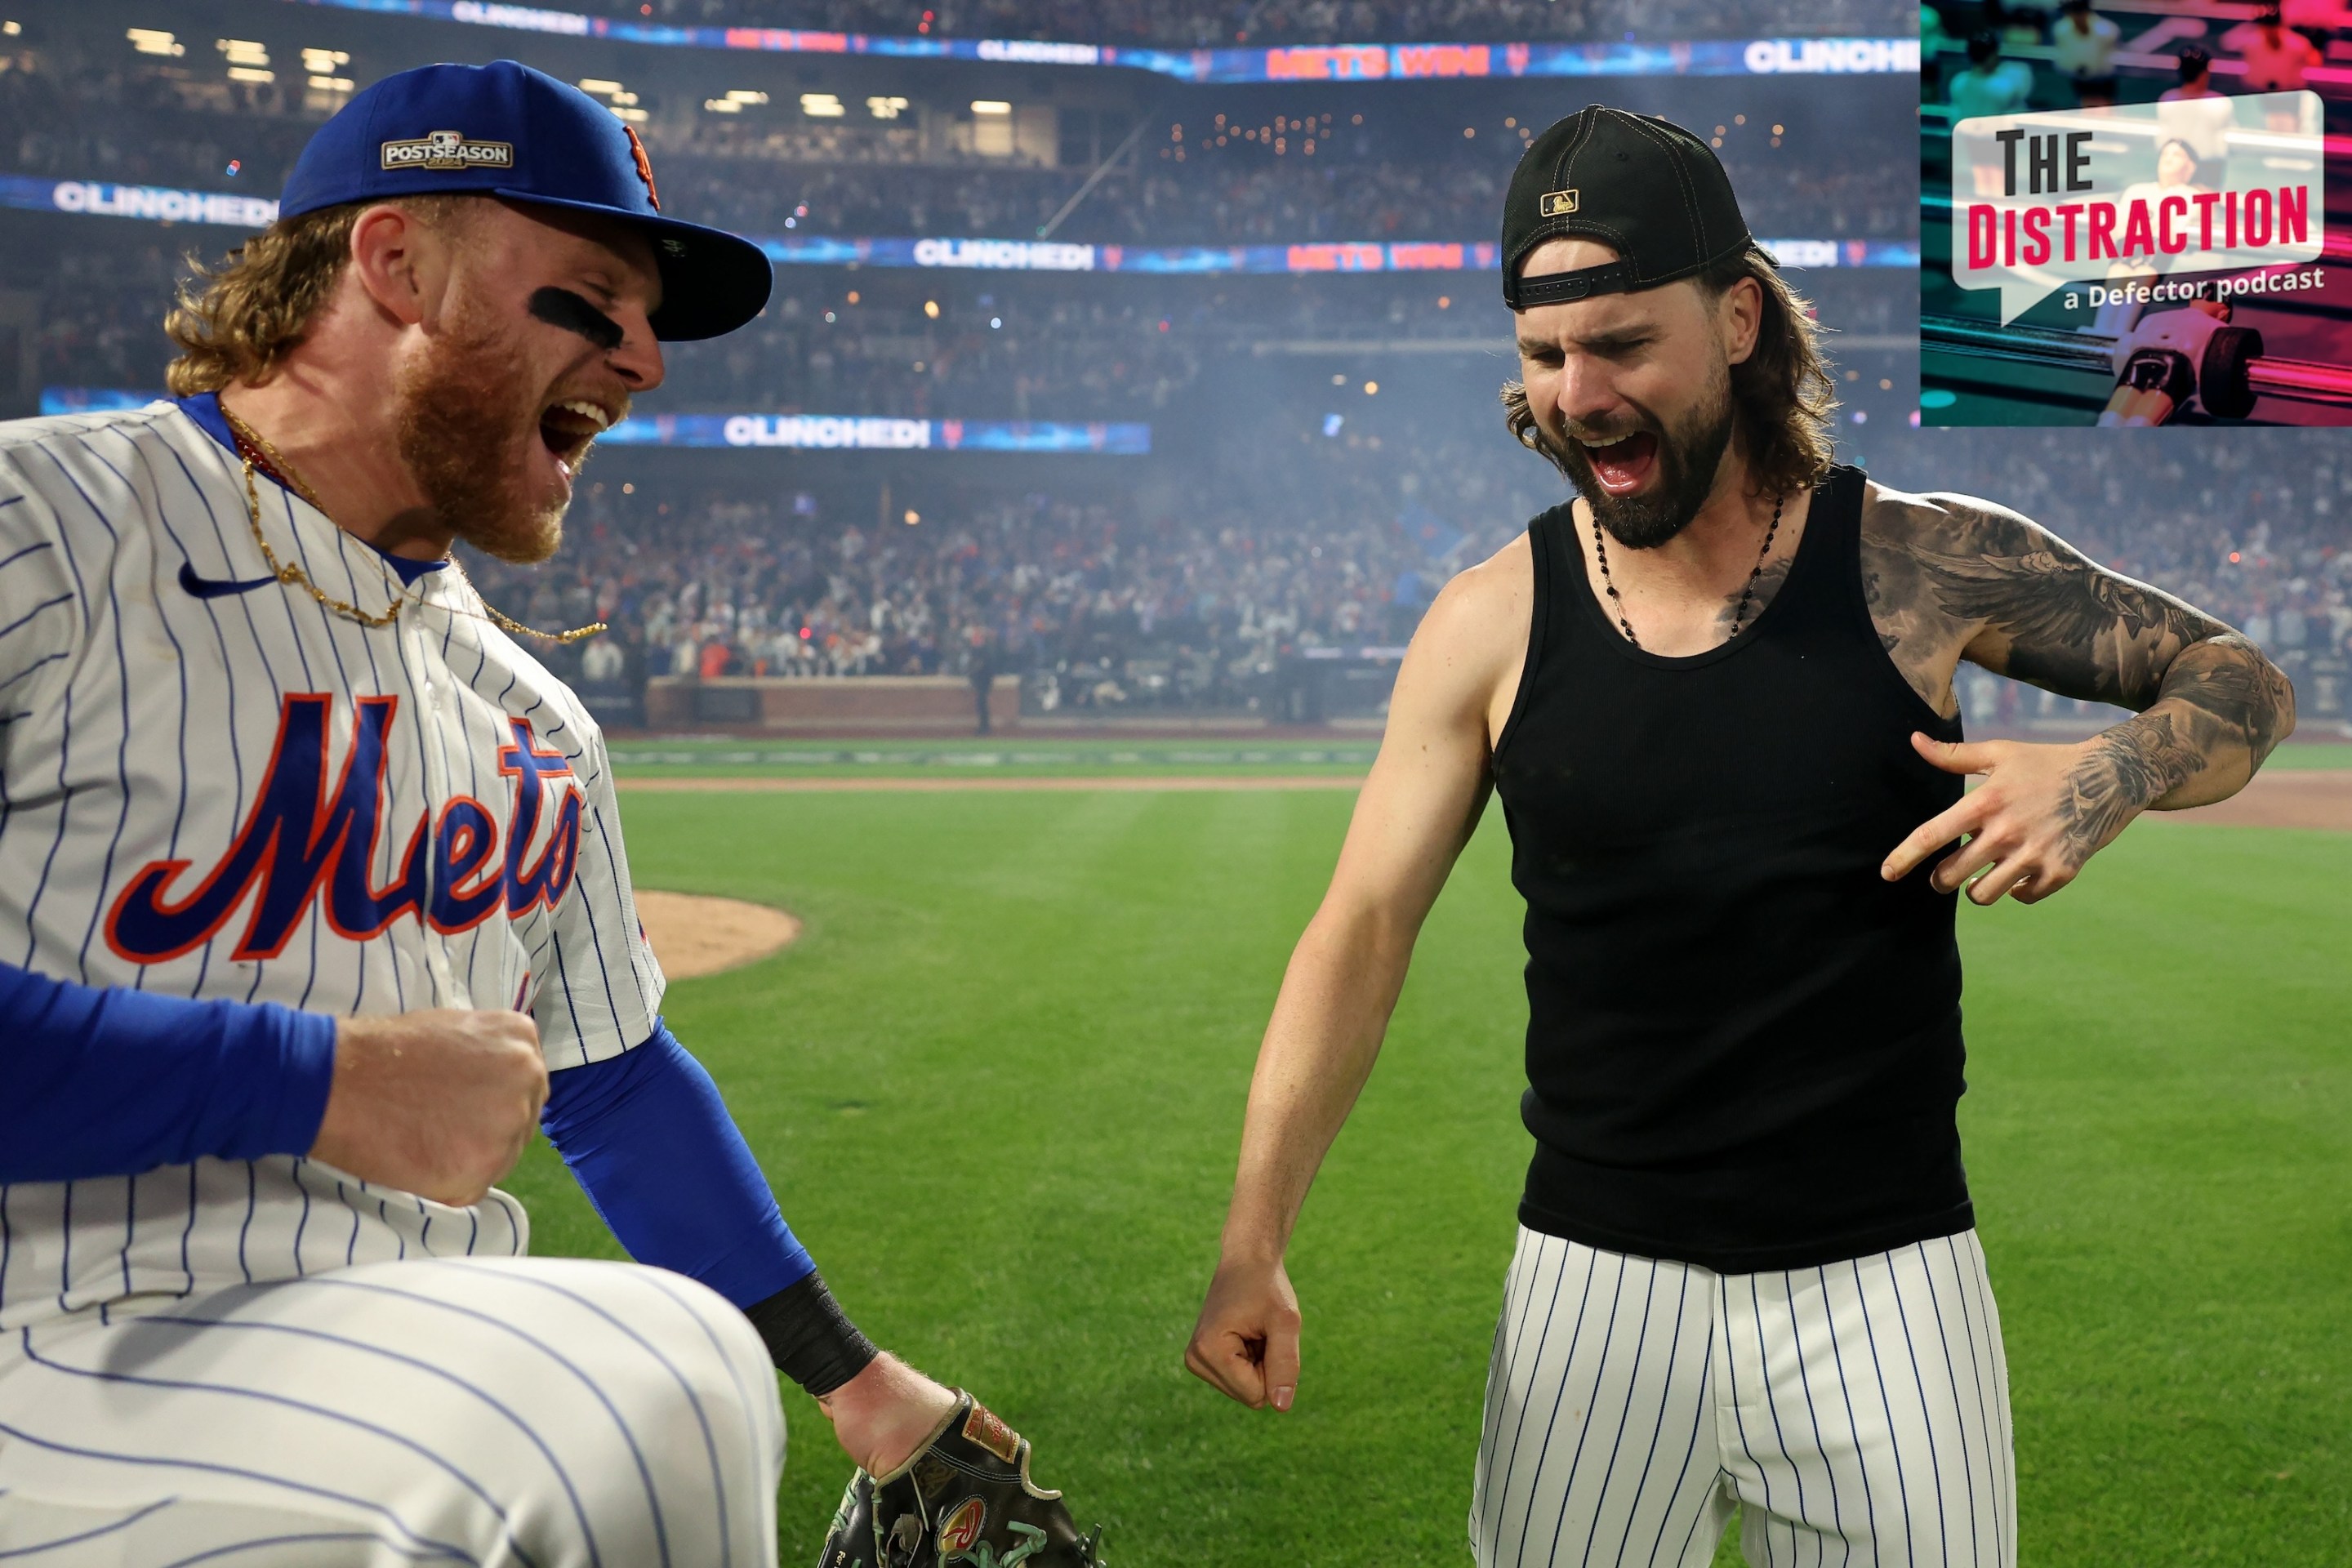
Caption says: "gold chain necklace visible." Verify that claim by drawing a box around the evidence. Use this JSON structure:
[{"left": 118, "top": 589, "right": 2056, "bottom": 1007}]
[{"left": 220, "top": 408, "right": 606, "bottom": 644}]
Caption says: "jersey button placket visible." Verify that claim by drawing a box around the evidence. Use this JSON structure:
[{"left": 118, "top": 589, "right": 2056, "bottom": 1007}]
[{"left": 408, "top": 604, "right": 466, "bottom": 1007}]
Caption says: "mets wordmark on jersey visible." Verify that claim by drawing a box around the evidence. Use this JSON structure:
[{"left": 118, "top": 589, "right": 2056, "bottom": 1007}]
[{"left": 0, "top": 402, "right": 665, "bottom": 1332}]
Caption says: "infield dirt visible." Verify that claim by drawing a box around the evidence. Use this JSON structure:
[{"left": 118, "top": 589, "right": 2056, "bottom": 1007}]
[{"left": 632, "top": 889, "right": 802, "bottom": 978}]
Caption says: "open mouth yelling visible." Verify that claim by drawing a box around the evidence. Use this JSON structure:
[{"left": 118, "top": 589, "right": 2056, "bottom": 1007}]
[
  {"left": 537, "top": 397, "right": 614, "bottom": 483},
  {"left": 1579, "top": 430, "right": 1657, "bottom": 494}
]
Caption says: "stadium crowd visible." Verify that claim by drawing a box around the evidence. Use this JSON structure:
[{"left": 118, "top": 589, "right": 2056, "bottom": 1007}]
[
  {"left": 20, "top": 234, "right": 1908, "bottom": 425},
  {"left": 564, "top": 0, "right": 1910, "bottom": 45},
  {"left": 467, "top": 426, "right": 2352, "bottom": 728},
  {"left": 467, "top": 421, "right": 1545, "bottom": 716},
  {"left": 665, "top": 144, "right": 1914, "bottom": 247},
  {"left": 1, "top": 45, "right": 1915, "bottom": 249}
]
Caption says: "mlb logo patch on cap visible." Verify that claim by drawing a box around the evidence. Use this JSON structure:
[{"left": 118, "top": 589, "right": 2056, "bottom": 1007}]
[{"left": 1501, "top": 106, "right": 1754, "bottom": 311}]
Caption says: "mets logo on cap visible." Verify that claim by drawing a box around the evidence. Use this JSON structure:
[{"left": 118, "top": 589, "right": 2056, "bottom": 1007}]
[{"left": 380, "top": 129, "right": 514, "bottom": 172}]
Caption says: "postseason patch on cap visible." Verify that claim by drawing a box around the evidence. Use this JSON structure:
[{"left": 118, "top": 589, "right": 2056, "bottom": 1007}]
[
  {"left": 380, "top": 130, "right": 514, "bottom": 172},
  {"left": 1539, "top": 189, "right": 1579, "bottom": 216}
]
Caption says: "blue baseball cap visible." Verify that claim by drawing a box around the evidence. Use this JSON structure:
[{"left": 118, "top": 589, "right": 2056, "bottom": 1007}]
[{"left": 278, "top": 60, "right": 772, "bottom": 341}]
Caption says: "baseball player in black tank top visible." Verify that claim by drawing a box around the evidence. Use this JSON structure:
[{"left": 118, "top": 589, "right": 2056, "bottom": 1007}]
[{"left": 1186, "top": 109, "right": 2294, "bottom": 1568}]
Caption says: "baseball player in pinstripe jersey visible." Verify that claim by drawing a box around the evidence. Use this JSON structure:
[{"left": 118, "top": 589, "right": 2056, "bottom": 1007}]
[
  {"left": 0, "top": 61, "right": 1098, "bottom": 1566},
  {"left": 1185, "top": 108, "right": 2295, "bottom": 1566}
]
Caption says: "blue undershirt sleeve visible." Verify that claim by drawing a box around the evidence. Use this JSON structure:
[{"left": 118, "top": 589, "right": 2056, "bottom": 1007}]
[
  {"left": 538, "top": 1020, "right": 815, "bottom": 1308},
  {"left": 0, "top": 960, "right": 340, "bottom": 1184}
]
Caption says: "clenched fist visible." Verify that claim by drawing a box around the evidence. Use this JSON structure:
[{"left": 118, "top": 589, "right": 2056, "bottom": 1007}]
[
  {"left": 1186, "top": 1254, "right": 1303, "bottom": 1412},
  {"left": 309, "top": 1009, "right": 547, "bottom": 1206}
]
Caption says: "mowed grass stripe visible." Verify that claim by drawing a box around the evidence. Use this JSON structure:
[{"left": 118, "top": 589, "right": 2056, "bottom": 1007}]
[{"left": 504, "top": 794, "right": 2350, "bottom": 1566}]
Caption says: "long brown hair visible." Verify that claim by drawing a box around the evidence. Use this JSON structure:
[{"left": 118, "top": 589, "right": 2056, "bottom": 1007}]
[
  {"left": 1500, "top": 243, "right": 1840, "bottom": 501},
  {"left": 164, "top": 196, "right": 469, "bottom": 395}
]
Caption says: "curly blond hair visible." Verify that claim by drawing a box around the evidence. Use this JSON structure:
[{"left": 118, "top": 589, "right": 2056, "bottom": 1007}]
[
  {"left": 1501, "top": 244, "right": 1840, "bottom": 503},
  {"left": 164, "top": 196, "right": 471, "bottom": 395}
]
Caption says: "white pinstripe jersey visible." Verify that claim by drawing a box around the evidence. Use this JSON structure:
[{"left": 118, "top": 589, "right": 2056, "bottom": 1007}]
[{"left": 0, "top": 400, "right": 666, "bottom": 1332}]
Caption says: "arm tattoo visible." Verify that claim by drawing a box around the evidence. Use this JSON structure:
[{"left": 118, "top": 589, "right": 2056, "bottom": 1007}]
[
  {"left": 1876, "top": 494, "right": 2220, "bottom": 708},
  {"left": 1865, "top": 487, "right": 2295, "bottom": 835},
  {"left": 2054, "top": 710, "right": 2201, "bottom": 860}
]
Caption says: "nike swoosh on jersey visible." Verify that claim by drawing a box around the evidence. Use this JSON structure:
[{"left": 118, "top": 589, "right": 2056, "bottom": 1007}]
[{"left": 179, "top": 560, "right": 280, "bottom": 599}]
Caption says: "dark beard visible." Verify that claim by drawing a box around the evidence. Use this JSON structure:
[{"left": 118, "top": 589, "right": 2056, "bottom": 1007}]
[
  {"left": 394, "top": 296, "right": 568, "bottom": 566},
  {"left": 1555, "top": 363, "right": 1735, "bottom": 551}
]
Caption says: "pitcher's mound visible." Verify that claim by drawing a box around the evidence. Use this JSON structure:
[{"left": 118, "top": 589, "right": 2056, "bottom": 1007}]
[{"left": 635, "top": 890, "right": 803, "bottom": 979}]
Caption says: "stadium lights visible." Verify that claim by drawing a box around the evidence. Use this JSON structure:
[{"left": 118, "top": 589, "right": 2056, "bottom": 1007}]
[
  {"left": 1364, "top": 381, "right": 1379, "bottom": 395},
  {"left": 800, "top": 91, "right": 845, "bottom": 117},
  {"left": 2, "top": 20, "right": 18, "bottom": 35},
  {"left": 704, "top": 98, "right": 742, "bottom": 113},
  {"left": 127, "top": 29, "right": 184, "bottom": 56},
  {"left": 866, "top": 96, "right": 909, "bottom": 119},
  {"left": 923, "top": 300, "right": 939, "bottom": 318},
  {"left": 302, "top": 47, "right": 354, "bottom": 92},
  {"left": 218, "top": 40, "right": 274, "bottom": 82},
  {"left": 578, "top": 78, "right": 648, "bottom": 122},
  {"left": 970, "top": 100, "right": 1011, "bottom": 115},
  {"left": 903, "top": 509, "right": 920, "bottom": 525}
]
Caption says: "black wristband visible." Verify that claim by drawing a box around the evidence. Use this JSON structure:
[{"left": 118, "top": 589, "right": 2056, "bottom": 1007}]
[{"left": 742, "top": 1272, "right": 880, "bottom": 1397}]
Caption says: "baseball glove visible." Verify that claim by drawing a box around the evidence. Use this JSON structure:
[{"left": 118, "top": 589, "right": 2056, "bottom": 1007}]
[{"left": 816, "top": 1392, "right": 1104, "bottom": 1568}]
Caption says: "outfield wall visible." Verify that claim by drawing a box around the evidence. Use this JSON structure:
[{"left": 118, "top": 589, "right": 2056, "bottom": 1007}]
[{"left": 644, "top": 674, "right": 1021, "bottom": 732}]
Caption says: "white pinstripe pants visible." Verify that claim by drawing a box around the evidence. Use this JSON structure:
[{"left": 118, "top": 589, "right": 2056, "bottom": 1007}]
[
  {"left": 1472, "top": 1227, "right": 2014, "bottom": 1568},
  {"left": 0, "top": 1257, "right": 785, "bottom": 1566}
]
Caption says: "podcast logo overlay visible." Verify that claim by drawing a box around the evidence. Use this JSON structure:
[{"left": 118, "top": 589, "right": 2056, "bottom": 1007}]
[{"left": 1949, "top": 91, "right": 2323, "bottom": 325}]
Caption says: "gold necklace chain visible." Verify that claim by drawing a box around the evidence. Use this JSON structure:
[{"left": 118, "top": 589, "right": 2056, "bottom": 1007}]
[{"left": 220, "top": 408, "right": 607, "bottom": 644}]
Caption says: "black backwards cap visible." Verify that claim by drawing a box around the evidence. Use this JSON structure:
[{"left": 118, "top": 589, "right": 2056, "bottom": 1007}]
[{"left": 1501, "top": 106, "right": 1757, "bottom": 311}]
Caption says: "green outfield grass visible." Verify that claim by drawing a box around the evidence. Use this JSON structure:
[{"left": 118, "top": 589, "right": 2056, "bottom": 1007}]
[
  {"left": 2256, "top": 742, "right": 2352, "bottom": 770},
  {"left": 502, "top": 789, "right": 2351, "bottom": 1566}
]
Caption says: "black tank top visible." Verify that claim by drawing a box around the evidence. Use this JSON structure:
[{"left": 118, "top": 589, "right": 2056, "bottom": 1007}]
[{"left": 1490, "top": 466, "right": 1973, "bottom": 1273}]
